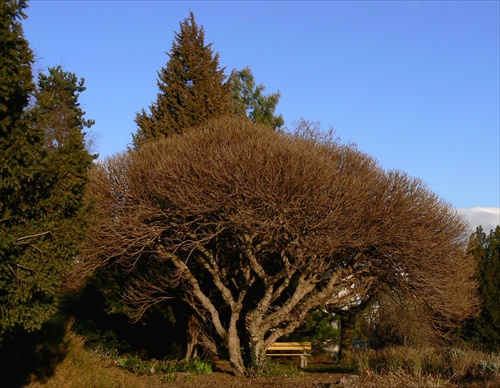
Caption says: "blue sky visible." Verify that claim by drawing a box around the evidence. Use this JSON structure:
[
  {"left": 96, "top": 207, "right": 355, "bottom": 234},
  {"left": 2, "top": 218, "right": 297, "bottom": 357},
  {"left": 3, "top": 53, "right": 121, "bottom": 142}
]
[{"left": 23, "top": 1, "right": 499, "bottom": 216}]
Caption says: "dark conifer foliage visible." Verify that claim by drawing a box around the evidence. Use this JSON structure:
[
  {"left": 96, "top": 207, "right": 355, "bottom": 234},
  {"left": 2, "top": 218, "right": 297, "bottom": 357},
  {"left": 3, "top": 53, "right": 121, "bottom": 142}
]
[
  {"left": 461, "top": 226, "right": 500, "bottom": 351},
  {"left": 229, "top": 67, "right": 284, "bottom": 130},
  {"left": 0, "top": 0, "right": 34, "bottom": 125},
  {"left": 0, "top": 1, "right": 94, "bottom": 338},
  {"left": 133, "top": 11, "right": 232, "bottom": 148},
  {"left": 0, "top": 0, "right": 39, "bottom": 221},
  {"left": 0, "top": 0, "right": 46, "bottom": 336},
  {"left": 31, "top": 65, "right": 96, "bottom": 220}
]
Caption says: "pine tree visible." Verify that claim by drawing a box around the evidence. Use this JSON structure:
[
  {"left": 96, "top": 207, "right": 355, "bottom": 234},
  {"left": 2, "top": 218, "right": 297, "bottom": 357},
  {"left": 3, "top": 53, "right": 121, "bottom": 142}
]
[
  {"left": 461, "top": 226, "right": 500, "bottom": 351},
  {"left": 0, "top": 0, "right": 38, "bottom": 219},
  {"left": 0, "top": 1, "right": 94, "bottom": 337},
  {"left": 0, "top": 0, "right": 45, "bottom": 336},
  {"left": 229, "top": 67, "right": 284, "bottom": 130},
  {"left": 133, "top": 11, "right": 232, "bottom": 148},
  {"left": 31, "top": 65, "right": 96, "bottom": 220},
  {"left": 480, "top": 226, "right": 500, "bottom": 350}
]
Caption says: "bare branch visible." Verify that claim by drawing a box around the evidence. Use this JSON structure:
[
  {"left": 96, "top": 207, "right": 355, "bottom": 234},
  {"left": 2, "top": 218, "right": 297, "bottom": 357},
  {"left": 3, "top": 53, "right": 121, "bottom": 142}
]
[{"left": 75, "top": 116, "right": 478, "bottom": 372}]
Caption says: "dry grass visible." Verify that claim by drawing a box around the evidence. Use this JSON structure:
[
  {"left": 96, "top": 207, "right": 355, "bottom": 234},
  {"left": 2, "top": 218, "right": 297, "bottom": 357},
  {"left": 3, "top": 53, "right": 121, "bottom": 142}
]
[
  {"left": 23, "top": 328, "right": 500, "bottom": 387},
  {"left": 357, "top": 371, "right": 454, "bottom": 387},
  {"left": 27, "top": 331, "right": 166, "bottom": 388},
  {"left": 354, "top": 345, "right": 500, "bottom": 386}
]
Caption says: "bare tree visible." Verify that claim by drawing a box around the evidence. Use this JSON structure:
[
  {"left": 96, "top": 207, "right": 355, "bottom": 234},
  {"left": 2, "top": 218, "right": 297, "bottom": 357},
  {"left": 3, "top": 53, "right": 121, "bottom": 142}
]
[
  {"left": 360, "top": 291, "right": 443, "bottom": 350},
  {"left": 71, "top": 116, "right": 478, "bottom": 374}
]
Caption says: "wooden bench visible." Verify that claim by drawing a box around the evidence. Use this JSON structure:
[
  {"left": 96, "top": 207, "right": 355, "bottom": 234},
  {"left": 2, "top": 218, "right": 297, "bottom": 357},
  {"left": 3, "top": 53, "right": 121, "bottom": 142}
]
[{"left": 266, "top": 341, "right": 312, "bottom": 368}]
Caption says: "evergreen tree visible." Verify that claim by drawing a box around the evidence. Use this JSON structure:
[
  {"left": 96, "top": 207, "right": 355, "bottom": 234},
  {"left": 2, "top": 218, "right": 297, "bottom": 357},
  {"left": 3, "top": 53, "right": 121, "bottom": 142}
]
[
  {"left": 0, "top": 0, "right": 94, "bottom": 338},
  {"left": 0, "top": 0, "right": 38, "bottom": 220},
  {"left": 461, "top": 226, "right": 500, "bottom": 351},
  {"left": 285, "top": 308, "right": 340, "bottom": 356},
  {"left": 34, "top": 66, "right": 95, "bottom": 153},
  {"left": 228, "top": 67, "right": 284, "bottom": 130},
  {"left": 31, "top": 65, "right": 96, "bottom": 220},
  {"left": 133, "top": 11, "right": 232, "bottom": 148},
  {"left": 0, "top": 0, "right": 45, "bottom": 337}
]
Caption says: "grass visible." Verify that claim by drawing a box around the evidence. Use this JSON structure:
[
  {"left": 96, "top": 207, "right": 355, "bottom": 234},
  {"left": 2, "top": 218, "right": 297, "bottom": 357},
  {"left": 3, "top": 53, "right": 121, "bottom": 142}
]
[
  {"left": 247, "top": 358, "right": 305, "bottom": 378},
  {"left": 27, "top": 331, "right": 167, "bottom": 388},
  {"left": 353, "top": 345, "right": 500, "bottom": 386},
  {"left": 18, "top": 325, "right": 500, "bottom": 387},
  {"left": 17, "top": 323, "right": 213, "bottom": 387},
  {"left": 356, "top": 371, "right": 455, "bottom": 388}
]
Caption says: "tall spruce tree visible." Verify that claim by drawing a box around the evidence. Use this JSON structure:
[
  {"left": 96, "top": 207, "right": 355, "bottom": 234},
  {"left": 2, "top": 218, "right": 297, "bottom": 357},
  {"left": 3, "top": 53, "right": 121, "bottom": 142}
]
[
  {"left": 0, "top": 0, "right": 45, "bottom": 337},
  {"left": 133, "top": 11, "right": 232, "bottom": 148},
  {"left": 461, "top": 226, "right": 500, "bottom": 351},
  {"left": 0, "top": 0, "right": 94, "bottom": 338},
  {"left": 228, "top": 67, "right": 284, "bottom": 130},
  {"left": 0, "top": 0, "right": 38, "bottom": 218}
]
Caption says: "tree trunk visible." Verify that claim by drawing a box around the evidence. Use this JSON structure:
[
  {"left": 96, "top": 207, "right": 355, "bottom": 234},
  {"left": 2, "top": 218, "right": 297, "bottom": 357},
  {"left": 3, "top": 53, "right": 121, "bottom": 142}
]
[
  {"left": 249, "top": 337, "right": 266, "bottom": 371},
  {"left": 184, "top": 314, "right": 199, "bottom": 361},
  {"left": 339, "top": 313, "right": 356, "bottom": 366},
  {"left": 227, "top": 315, "right": 245, "bottom": 375}
]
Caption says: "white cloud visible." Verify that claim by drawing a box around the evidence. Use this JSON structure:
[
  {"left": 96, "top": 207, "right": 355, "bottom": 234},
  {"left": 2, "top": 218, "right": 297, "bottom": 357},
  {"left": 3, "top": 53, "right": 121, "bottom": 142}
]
[{"left": 457, "top": 207, "right": 500, "bottom": 233}]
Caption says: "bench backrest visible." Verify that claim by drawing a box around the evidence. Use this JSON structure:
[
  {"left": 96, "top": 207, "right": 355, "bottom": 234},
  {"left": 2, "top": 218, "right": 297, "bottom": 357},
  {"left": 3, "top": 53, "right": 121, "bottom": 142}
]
[{"left": 267, "top": 341, "right": 312, "bottom": 352}]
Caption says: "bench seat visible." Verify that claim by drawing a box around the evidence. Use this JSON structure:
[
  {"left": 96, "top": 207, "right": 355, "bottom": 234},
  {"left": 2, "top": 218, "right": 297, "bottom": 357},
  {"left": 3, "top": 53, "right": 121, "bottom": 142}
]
[{"left": 266, "top": 341, "right": 312, "bottom": 368}]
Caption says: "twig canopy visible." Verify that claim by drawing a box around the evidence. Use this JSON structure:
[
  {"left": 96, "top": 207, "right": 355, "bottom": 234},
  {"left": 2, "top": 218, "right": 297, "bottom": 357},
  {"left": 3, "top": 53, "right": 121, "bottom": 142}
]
[{"left": 74, "top": 116, "right": 478, "bottom": 373}]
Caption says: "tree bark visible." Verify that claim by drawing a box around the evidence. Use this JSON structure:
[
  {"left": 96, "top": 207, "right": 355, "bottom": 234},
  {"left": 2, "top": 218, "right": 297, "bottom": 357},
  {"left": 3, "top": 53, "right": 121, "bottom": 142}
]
[
  {"left": 184, "top": 314, "right": 199, "bottom": 361},
  {"left": 227, "top": 316, "right": 245, "bottom": 375}
]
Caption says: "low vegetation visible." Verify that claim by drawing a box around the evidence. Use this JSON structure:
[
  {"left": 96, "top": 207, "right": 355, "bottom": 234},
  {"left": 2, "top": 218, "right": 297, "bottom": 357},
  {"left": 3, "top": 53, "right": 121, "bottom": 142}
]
[
  {"left": 26, "top": 330, "right": 163, "bottom": 388},
  {"left": 354, "top": 346, "right": 500, "bottom": 386},
  {"left": 18, "top": 325, "right": 500, "bottom": 387},
  {"left": 23, "top": 326, "right": 217, "bottom": 387}
]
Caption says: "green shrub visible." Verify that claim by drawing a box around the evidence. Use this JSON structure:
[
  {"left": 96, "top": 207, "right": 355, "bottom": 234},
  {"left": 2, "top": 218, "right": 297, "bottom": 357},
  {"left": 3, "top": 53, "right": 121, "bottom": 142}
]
[
  {"left": 160, "top": 372, "right": 177, "bottom": 382},
  {"left": 182, "top": 358, "right": 212, "bottom": 374},
  {"left": 115, "top": 354, "right": 151, "bottom": 374},
  {"left": 114, "top": 354, "right": 212, "bottom": 377}
]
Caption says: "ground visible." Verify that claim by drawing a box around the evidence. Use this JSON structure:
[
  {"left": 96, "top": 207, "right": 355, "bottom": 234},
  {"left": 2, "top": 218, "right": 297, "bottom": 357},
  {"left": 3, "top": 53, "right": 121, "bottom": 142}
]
[
  {"left": 159, "top": 372, "right": 349, "bottom": 387},
  {"left": 155, "top": 359, "right": 354, "bottom": 387}
]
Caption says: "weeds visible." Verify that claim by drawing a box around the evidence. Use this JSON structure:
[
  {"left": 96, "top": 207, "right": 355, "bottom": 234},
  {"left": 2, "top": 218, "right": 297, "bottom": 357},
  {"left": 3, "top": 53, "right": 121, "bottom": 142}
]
[
  {"left": 115, "top": 353, "right": 213, "bottom": 376},
  {"left": 246, "top": 353, "right": 304, "bottom": 378},
  {"left": 444, "top": 346, "right": 500, "bottom": 381},
  {"left": 24, "top": 326, "right": 214, "bottom": 387},
  {"left": 24, "top": 325, "right": 500, "bottom": 387},
  {"left": 354, "top": 345, "right": 500, "bottom": 385},
  {"left": 27, "top": 330, "right": 163, "bottom": 388},
  {"left": 358, "top": 371, "right": 454, "bottom": 388}
]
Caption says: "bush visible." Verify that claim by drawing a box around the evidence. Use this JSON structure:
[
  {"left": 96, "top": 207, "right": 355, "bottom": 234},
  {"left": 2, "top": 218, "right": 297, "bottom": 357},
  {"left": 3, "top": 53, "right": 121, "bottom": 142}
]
[
  {"left": 444, "top": 346, "right": 500, "bottom": 381},
  {"left": 246, "top": 354, "right": 304, "bottom": 378},
  {"left": 115, "top": 354, "right": 212, "bottom": 376},
  {"left": 183, "top": 358, "right": 213, "bottom": 374}
]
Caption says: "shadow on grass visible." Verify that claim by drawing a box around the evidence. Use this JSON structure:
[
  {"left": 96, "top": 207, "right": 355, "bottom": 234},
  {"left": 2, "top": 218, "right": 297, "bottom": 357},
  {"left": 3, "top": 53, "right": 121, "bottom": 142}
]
[
  {"left": 304, "top": 361, "right": 357, "bottom": 374},
  {"left": 0, "top": 319, "right": 69, "bottom": 388}
]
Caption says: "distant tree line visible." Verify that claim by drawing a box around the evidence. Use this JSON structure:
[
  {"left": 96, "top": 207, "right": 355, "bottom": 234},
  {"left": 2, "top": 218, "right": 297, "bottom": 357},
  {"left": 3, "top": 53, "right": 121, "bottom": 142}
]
[{"left": 459, "top": 226, "right": 500, "bottom": 351}]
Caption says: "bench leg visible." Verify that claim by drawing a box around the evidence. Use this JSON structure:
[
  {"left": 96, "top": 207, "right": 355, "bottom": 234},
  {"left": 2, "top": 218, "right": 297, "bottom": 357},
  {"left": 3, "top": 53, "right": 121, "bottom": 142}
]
[{"left": 300, "top": 355, "right": 307, "bottom": 368}]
